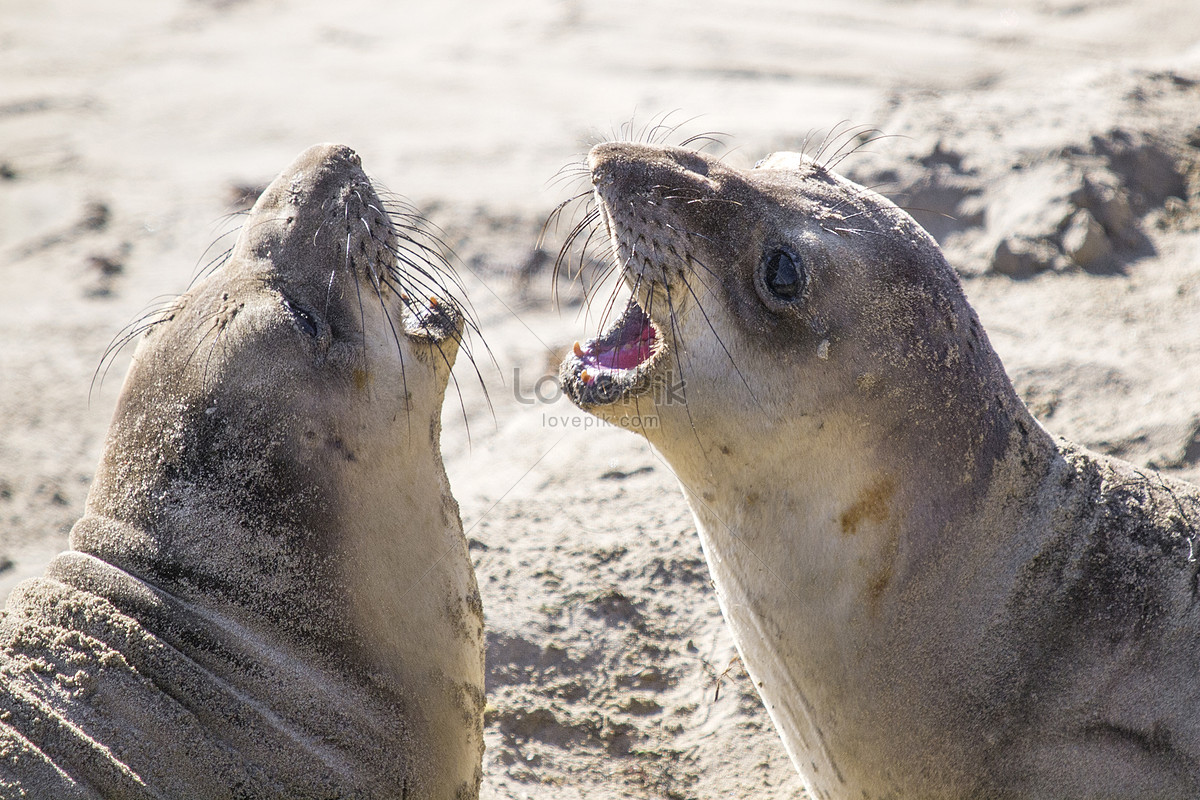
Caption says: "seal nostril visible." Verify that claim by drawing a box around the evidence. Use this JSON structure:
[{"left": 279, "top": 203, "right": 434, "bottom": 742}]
[{"left": 671, "top": 150, "right": 710, "bottom": 177}]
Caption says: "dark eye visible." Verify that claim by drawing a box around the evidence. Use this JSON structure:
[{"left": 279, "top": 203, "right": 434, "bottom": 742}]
[
  {"left": 762, "top": 248, "right": 805, "bottom": 300},
  {"left": 285, "top": 299, "right": 319, "bottom": 337}
]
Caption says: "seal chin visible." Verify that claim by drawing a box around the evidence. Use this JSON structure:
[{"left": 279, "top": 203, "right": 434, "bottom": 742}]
[
  {"left": 561, "top": 295, "right": 664, "bottom": 407},
  {"left": 405, "top": 293, "right": 463, "bottom": 346}
]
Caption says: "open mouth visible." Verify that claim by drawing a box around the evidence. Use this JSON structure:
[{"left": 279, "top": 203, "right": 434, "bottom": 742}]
[{"left": 561, "top": 296, "right": 663, "bottom": 406}]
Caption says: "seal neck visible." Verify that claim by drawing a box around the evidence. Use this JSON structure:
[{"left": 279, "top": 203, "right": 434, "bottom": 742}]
[
  {"left": 653, "top": 327, "right": 1054, "bottom": 615},
  {"left": 69, "top": 434, "right": 484, "bottom": 798}
]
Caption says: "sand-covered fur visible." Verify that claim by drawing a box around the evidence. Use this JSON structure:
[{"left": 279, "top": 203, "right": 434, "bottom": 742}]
[{"left": 0, "top": 144, "right": 485, "bottom": 799}]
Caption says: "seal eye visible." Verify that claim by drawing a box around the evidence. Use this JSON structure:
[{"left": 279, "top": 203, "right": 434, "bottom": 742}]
[
  {"left": 285, "top": 299, "right": 320, "bottom": 338},
  {"left": 762, "top": 248, "right": 805, "bottom": 301}
]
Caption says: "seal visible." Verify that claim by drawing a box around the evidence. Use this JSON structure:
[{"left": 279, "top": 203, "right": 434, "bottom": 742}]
[
  {"left": 0, "top": 143, "right": 486, "bottom": 799},
  {"left": 559, "top": 142, "right": 1200, "bottom": 799}
]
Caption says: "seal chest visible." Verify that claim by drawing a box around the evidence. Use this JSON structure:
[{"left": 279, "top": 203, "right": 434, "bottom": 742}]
[
  {"left": 561, "top": 141, "right": 1200, "bottom": 799},
  {"left": 0, "top": 144, "right": 486, "bottom": 798}
]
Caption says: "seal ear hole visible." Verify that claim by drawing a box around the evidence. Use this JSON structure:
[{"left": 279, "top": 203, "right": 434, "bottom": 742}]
[
  {"left": 284, "top": 298, "right": 320, "bottom": 338},
  {"left": 757, "top": 247, "right": 808, "bottom": 307}
]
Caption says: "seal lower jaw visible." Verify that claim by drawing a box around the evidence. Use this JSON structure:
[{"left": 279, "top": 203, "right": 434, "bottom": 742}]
[
  {"left": 561, "top": 295, "right": 665, "bottom": 407},
  {"left": 403, "top": 293, "right": 463, "bottom": 345}
]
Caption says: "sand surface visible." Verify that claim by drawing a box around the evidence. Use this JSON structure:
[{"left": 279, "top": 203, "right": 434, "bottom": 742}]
[{"left": 3, "top": 1, "right": 1200, "bottom": 797}]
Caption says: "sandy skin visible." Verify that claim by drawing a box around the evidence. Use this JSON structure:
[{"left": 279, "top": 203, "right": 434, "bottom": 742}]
[
  {"left": 560, "top": 142, "right": 1200, "bottom": 799},
  {"left": 0, "top": 144, "right": 485, "bottom": 799}
]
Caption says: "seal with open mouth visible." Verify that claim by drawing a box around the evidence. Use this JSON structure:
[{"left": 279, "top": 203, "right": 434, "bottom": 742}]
[
  {"left": 0, "top": 144, "right": 485, "bottom": 799},
  {"left": 560, "top": 142, "right": 1200, "bottom": 799}
]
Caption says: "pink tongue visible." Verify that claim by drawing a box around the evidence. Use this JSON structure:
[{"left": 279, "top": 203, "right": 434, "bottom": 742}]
[
  {"left": 591, "top": 322, "right": 655, "bottom": 370},
  {"left": 597, "top": 338, "right": 652, "bottom": 370}
]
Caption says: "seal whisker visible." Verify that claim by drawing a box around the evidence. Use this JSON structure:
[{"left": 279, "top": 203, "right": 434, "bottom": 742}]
[
  {"left": 387, "top": 253, "right": 465, "bottom": 306},
  {"left": 91, "top": 298, "right": 183, "bottom": 398},
  {"left": 189, "top": 238, "right": 237, "bottom": 286},
  {"left": 378, "top": 257, "right": 493, "bottom": 421},
  {"left": 323, "top": 267, "right": 337, "bottom": 323},
  {"left": 593, "top": 257, "right": 634, "bottom": 330},
  {"left": 544, "top": 160, "right": 592, "bottom": 191},
  {"left": 676, "top": 269, "right": 760, "bottom": 406},
  {"left": 656, "top": 225, "right": 728, "bottom": 287},
  {"left": 387, "top": 231, "right": 481, "bottom": 330},
  {"left": 572, "top": 247, "right": 625, "bottom": 334},
  {"left": 567, "top": 221, "right": 614, "bottom": 314},
  {"left": 644, "top": 115, "right": 687, "bottom": 144},
  {"left": 821, "top": 130, "right": 899, "bottom": 174},
  {"left": 658, "top": 279, "right": 710, "bottom": 454},
  {"left": 449, "top": 333, "right": 494, "bottom": 421},
  {"left": 308, "top": 209, "right": 337, "bottom": 249},
  {"left": 821, "top": 182, "right": 907, "bottom": 219},
  {"left": 816, "top": 125, "right": 883, "bottom": 170},
  {"left": 540, "top": 188, "right": 593, "bottom": 252},
  {"left": 355, "top": 178, "right": 487, "bottom": 432},
  {"left": 551, "top": 206, "right": 604, "bottom": 308},
  {"left": 437, "top": 338, "right": 475, "bottom": 442},
  {"left": 616, "top": 110, "right": 687, "bottom": 146},
  {"left": 372, "top": 200, "right": 491, "bottom": 365},
  {"left": 373, "top": 286, "right": 414, "bottom": 435},
  {"left": 342, "top": 228, "right": 372, "bottom": 376},
  {"left": 677, "top": 131, "right": 731, "bottom": 152},
  {"left": 193, "top": 309, "right": 232, "bottom": 391},
  {"left": 682, "top": 197, "right": 744, "bottom": 209},
  {"left": 828, "top": 227, "right": 889, "bottom": 238},
  {"left": 832, "top": 209, "right": 882, "bottom": 223},
  {"left": 809, "top": 120, "right": 868, "bottom": 167},
  {"left": 387, "top": 229, "right": 462, "bottom": 290}
]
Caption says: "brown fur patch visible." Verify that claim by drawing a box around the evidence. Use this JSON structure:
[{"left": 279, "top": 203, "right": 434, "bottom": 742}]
[{"left": 840, "top": 478, "right": 896, "bottom": 536}]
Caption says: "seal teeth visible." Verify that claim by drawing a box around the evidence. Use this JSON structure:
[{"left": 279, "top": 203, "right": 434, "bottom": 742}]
[{"left": 573, "top": 341, "right": 585, "bottom": 358}]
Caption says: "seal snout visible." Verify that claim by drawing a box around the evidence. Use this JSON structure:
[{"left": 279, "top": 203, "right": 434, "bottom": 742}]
[
  {"left": 588, "top": 142, "right": 715, "bottom": 195},
  {"left": 237, "top": 144, "right": 401, "bottom": 290},
  {"left": 296, "top": 142, "right": 362, "bottom": 171},
  {"left": 221, "top": 143, "right": 472, "bottom": 360}
]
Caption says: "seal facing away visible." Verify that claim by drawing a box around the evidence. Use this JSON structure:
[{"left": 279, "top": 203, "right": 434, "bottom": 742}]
[
  {"left": 559, "top": 142, "right": 1200, "bottom": 799},
  {"left": 0, "top": 144, "right": 485, "bottom": 799}
]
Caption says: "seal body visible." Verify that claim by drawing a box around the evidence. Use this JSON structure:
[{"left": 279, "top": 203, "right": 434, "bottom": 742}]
[
  {"left": 560, "top": 142, "right": 1200, "bottom": 799},
  {"left": 0, "top": 144, "right": 485, "bottom": 799}
]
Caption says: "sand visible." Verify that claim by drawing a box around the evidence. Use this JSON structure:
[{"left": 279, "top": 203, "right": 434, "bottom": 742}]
[{"left": 2, "top": 0, "right": 1199, "bottom": 797}]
